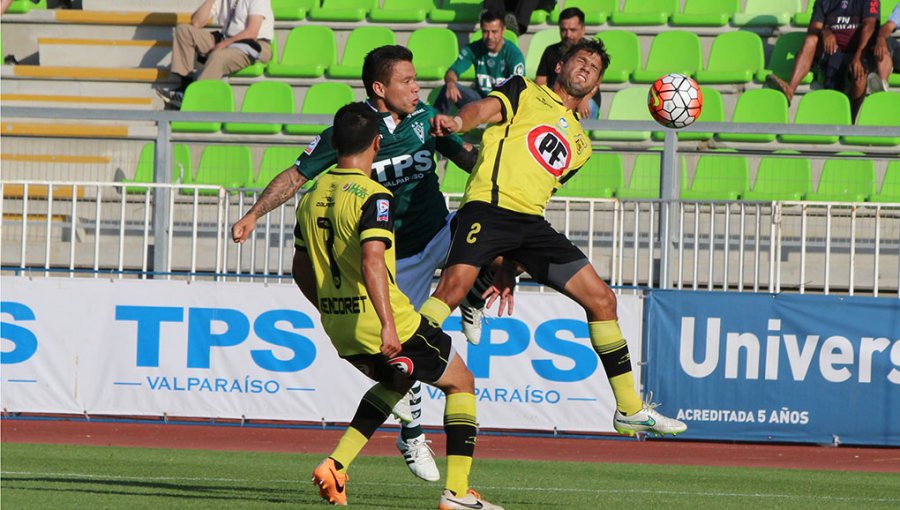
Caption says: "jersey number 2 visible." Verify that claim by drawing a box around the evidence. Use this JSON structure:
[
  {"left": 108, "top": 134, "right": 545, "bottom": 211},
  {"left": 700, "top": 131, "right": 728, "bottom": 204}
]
[{"left": 466, "top": 223, "right": 481, "bottom": 244}]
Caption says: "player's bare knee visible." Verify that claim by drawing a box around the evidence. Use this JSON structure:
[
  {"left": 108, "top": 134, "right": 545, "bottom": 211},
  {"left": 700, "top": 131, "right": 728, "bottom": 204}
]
[{"left": 584, "top": 284, "right": 617, "bottom": 318}]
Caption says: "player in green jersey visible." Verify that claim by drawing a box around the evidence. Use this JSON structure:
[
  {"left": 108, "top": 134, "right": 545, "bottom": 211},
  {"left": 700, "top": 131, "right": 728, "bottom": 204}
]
[
  {"left": 299, "top": 102, "right": 502, "bottom": 510},
  {"left": 231, "top": 46, "right": 488, "bottom": 481}
]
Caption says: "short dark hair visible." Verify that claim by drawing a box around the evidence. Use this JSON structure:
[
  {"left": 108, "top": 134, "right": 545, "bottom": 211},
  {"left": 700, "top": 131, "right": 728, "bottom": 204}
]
[
  {"left": 332, "top": 102, "right": 381, "bottom": 156},
  {"left": 558, "top": 7, "right": 585, "bottom": 25},
  {"left": 561, "top": 39, "right": 611, "bottom": 77},
  {"left": 362, "top": 45, "right": 413, "bottom": 98},
  {"left": 480, "top": 9, "right": 504, "bottom": 26}
]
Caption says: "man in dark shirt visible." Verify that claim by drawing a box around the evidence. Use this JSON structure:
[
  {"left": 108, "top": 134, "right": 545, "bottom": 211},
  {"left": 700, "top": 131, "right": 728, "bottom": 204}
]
[
  {"left": 535, "top": 7, "right": 603, "bottom": 119},
  {"left": 766, "top": 0, "right": 880, "bottom": 119}
]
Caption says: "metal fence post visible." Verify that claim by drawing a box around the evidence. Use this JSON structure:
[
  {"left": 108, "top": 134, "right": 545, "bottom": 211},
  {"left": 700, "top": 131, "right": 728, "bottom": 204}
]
[
  {"left": 152, "top": 119, "right": 172, "bottom": 277},
  {"left": 658, "top": 130, "right": 680, "bottom": 289}
]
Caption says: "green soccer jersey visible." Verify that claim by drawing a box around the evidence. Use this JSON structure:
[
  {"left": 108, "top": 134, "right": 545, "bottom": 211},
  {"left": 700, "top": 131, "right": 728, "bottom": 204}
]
[
  {"left": 295, "top": 101, "right": 466, "bottom": 259},
  {"left": 449, "top": 39, "right": 526, "bottom": 96}
]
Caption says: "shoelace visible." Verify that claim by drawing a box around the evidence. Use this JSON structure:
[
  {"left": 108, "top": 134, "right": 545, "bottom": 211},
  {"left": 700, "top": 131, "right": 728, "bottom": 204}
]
[{"left": 408, "top": 438, "right": 436, "bottom": 460}]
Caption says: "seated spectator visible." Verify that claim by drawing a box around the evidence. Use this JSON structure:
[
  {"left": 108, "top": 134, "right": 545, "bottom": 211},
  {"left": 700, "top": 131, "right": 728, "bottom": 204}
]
[
  {"left": 433, "top": 10, "right": 525, "bottom": 114},
  {"left": 158, "top": 0, "right": 274, "bottom": 108},
  {"left": 766, "top": 0, "right": 879, "bottom": 119},
  {"left": 483, "top": 0, "right": 542, "bottom": 35},
  {"left": 872, "top": 1, "right": 900, "bottom": 92},
  {"left": 535, "top": 7, "right": 603, "bottom": 119}
]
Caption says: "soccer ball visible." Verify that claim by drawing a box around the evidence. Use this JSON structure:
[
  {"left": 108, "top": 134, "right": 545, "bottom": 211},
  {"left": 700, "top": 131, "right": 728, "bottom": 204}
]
[{"left": 648, "top": 74, "right": 703, "bottom": 129}]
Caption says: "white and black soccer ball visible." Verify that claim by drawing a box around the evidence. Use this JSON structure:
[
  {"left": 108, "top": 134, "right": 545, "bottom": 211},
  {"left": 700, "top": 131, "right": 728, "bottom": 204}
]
[{"left": 648, "top": 73, "right": 703, "bottom": 129}]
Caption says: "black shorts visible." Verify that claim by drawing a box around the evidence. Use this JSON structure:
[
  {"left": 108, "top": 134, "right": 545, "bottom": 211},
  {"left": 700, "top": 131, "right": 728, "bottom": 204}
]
[
  {"left": 343, "top": 317, "right": 455, "bottom": 385},
  {"left": 445, "top": 201, "right": 589, "bottom": 292}
]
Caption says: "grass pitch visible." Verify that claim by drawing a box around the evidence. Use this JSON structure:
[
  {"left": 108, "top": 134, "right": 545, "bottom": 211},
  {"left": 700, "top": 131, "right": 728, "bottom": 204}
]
[{"left": 2, "top": 442, "right": 898, "bottom": 509}]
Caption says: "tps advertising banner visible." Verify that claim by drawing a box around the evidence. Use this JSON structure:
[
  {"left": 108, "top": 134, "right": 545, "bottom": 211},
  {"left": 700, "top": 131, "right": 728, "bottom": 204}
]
[
  {"left": 645, "top": 291, "right": 900, "bottom": 446},
  {"left": 0, "top": 276, "right": 644, "bottom": 433}
]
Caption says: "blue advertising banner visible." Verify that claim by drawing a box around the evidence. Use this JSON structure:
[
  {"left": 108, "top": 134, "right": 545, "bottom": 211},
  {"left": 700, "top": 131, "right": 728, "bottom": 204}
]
[{"left": 645, "top": 291, "right": 900, "bottom": 446}]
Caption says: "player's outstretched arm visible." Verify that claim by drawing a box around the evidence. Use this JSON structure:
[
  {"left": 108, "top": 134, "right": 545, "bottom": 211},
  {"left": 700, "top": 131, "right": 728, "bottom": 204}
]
[
  {"left": 430, "top": 96, "right": 504, "bottom": 137},
  {"left": 231, "top": 167, "right": 308, "bottom": 243},
  {"left": 361, "top": 240, "right": 402, "bottom": 358}
]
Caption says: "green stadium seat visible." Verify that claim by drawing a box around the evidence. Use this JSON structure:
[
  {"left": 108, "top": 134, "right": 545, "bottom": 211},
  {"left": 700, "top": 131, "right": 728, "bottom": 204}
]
[
  {"left": 529, "top": 2, "right": 557, "bottom": 25},
  {"left": 408, "top": 28, "right": 458, "bottom": 81},
  {"left": 308, "top": 0, "right": 376, "bottom": 22},
  {"left": 717, "top": 89, "right": 788, "bottom": 143},
  {"left": 743, "top": 157, "right": 812, "bottom": 201},
  {"left": 224, "top": 82, "right": 295, "bottom": 135},
  {"left": 254, "top": 146, "right": 302, "bottom": 189},
  {"left": 284, "top": 82, "right": 355, "bottom": 136},
  {"left": 556, "top": 152, "right": 623, "bottom": 198},
  {"left": 631, "top": 31, "right": 702, "bottom": 83},
  {"left": 525, "top": 29, "right": 558, "bottom": 79},
  {"left": 757, "top": 31, "right": 815, "bottom": 84},
  {"left": 611, "top": 0, "right": 677, "bottom": 25},
  {"left": 590, "top": 87, "right": 654, "bottom": 141},
  {"left": 429, "top": 0, "right": 482, "bottom": 23},
  {"left": 792, "top": 0, "right": 814, "bottom": 26},
  {"left": 732, "top": 0, "right": 800, "bottom": 26},
  {"left": 671, "top": 0, "right": 738, "bottom": 26},
  {"left": 441, "top": 160, "right": 469, "bottom": 194},
  {"left": 594, "top": 31, "right": 640, "bottom": 84},
  {"left": 652, "top": 86, "right": 723, "bottom": 141},
  {"left": 268, "top": 26, "right": 336, "bottom": 78},
  {"left": 695, "top": 31, "right": 764, "bottom": 84},
  {"left": 232, "top": 37, "right": 278, "bottom": 78},
  {"left": 5, "top": 0, "right": 46, "bottom": 14},
  {"left": 616, "top": 153, "right": 688, "bottom": 199},
  {"left": 172, "top": 80, "right": 234, "bottom": 133},
  {"left": 125, "top": 143, "right": 193, "bottom": 193},
  {"left": 550, "top": 0, "right": 614, "bottom": 25},
  {"left": 327, "top": 27, "right": 396, "bottom": 79},
  {"left": 779, "top": 90, "right": 850, "bottom": 144},
  {"left": 890, "top": 73, "right": 900, "bottom": 87},
  {"left": 682, "top": 155, "right": 750, "bottom": 200},
  {"left": 806, "top": 158, "right": 876, "bottom": 202},
  {"left": 369, "top": 0, "right": 432, "bottom": 23},
  {"left": 841, "top": 92, "right": 900, "bottom": 146},
  {"left": 870, "top": 160, "right": 900, "bottom": 203},
  {"left": 183, "top": 145, "right": 254, "bottom": 195},
  {"left": 271, "top": 0, "right": 315, "bottom": 20}
]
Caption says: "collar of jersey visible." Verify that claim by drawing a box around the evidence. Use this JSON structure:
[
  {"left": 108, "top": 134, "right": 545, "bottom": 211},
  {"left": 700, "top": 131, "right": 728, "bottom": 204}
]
[{"left": 330, "top": 167, "right": 368, "bottom": 177}]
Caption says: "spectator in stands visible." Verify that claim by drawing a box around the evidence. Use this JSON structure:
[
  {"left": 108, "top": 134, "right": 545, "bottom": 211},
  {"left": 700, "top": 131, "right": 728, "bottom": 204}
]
[
  {"left": 434, "top": 10, "right": 525, "bottom": 115},
  {"left": 872, "top": 1, "right": 900, "bottom": 92},
  {"left": 483, "top": 0, "right": 544, "bottom": 35},
  {"left": 535, "top": 7, "right": 603, "bottom": 119},
  {"left": 158, "top": 0, "right": 274, "bottom": 108},
  {"left": 765, "top": 0, "right": 880, "bottom": 120}
]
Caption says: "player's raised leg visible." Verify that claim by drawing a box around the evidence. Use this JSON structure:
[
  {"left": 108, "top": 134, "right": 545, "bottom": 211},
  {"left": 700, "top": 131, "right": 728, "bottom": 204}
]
[
  {"left": 561, "top": 265, "right": 686, "bottom": 436},
  {"left": 312, "top": 382, "right": 408, "bottom": 505}
]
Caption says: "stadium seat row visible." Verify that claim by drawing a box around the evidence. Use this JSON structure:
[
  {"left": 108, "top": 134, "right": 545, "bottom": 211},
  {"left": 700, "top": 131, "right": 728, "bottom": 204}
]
[
  {"left": 174, "top": 78, "right": 900, "bottom": 147},
  {"left": 229, "top": 25, "right": 900, "bottom": 88},
  {"left": 125, "top": 143, "right": 305, "bottom": 194},
  {"left": 264, "top": 0, "right": 899, "bottom": 29},
  {"left": 445, "top": 154, "right": 900, "bottom": 202}
]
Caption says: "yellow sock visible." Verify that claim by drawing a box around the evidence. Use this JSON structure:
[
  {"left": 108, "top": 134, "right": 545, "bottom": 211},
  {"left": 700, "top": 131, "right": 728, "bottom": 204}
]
[
  {"left": 589, "top": 320, "right": 643, "bottom": 415},
  {"left": 419, "top": 297, "right": 452, "bottom": 326},
  {"left": 329, "top": 427, "right": 367, "bottom": 473},
  {"left": 444, "top": 392, "right": 477, "bottom": 496}
]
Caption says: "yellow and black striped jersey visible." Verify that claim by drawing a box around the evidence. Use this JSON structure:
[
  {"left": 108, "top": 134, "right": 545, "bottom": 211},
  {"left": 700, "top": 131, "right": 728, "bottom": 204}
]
[
  {"left": 462, "top": 76, "right": 592, "bottom": 215},
  {"left": 295, "top": 168, "right": 421, "bottom": 356}
]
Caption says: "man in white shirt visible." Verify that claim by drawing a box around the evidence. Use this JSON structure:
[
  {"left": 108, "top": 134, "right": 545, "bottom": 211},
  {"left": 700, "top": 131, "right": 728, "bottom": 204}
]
[
  {"left": 871, "top": 2, "right": 900, "bottom": 92},
  {"left": 160, "top": 0, "right": 274, "bottom": 107}
]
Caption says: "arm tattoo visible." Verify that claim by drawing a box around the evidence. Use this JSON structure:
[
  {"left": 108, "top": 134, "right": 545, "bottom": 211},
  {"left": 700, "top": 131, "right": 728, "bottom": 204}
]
[{"left": 247, "top": 168, "right": 306, "bottom": 219}]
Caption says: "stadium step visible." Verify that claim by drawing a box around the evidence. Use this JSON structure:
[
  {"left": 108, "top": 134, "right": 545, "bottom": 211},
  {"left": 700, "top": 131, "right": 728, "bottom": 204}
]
[
  {"left": 80, "top": 0, "right": 201, "bottom": 13},
  {"left": 37, "top": 38, "right": 172, "bottom": 69},
  {"left": 6, "top": 65, "right": 169, "bottom": 83},
  {"left": 0, "top": 92, "right": 157, "bottom": 110}
]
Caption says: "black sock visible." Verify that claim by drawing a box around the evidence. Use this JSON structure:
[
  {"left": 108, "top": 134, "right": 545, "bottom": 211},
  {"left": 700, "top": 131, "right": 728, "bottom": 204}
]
[
  {"left": 463, "top": 267, "right": 495, "bottom": 309},
  {"left": 175, "top": 74, "right": 193, "bottom": 92}
]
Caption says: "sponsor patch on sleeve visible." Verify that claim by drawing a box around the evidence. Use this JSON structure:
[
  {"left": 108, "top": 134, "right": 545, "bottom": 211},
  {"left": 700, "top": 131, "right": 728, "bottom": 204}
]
[
  {"left": 303, "top": 135, "right": 321, "bottom": 155},
  {"left": 376, "top": 199, "right": 390, "bottom": 222}
]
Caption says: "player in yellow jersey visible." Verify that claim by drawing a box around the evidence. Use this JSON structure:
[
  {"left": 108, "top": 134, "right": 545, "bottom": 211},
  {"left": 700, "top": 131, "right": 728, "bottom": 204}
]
[
  {"left": 294, "top": 103, "right": 502, "bottom": 509},
  {"left": 423, "top": 40, "right": 687, "bottom": 437}
]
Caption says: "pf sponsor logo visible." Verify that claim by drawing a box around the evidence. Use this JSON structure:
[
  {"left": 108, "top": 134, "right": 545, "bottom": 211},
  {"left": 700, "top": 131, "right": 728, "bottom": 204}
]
[
  {"left": 376, "top": 199, "right": 390, "bottom": 222},
  {"left": 389, "top": 356, "right": 414, "bottom": 375},
  {"left": 527, "top": 125, "right": 571, "bottom": 177}
]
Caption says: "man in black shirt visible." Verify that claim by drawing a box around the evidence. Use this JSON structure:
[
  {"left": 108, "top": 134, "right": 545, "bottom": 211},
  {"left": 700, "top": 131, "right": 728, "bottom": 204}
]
[
  {"left": 535, "top": 7, "right": 604, "bottom": 119},
  {"left": 766, "top": 0, "right": 880, "bottom": 119}
]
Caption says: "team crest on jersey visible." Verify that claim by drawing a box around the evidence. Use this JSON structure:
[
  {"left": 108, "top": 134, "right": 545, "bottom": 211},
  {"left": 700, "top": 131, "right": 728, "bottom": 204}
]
[
  {"left": 389, "top": 356, "right": 414, "bottom": 375},
  {"left": 304, "top": 135, "right": 321, "bottom": 155},
  {"left": 526, "top": 125, "right": 572, "bottom": 177},
  {"left": 574, "top": 134, "right": 587, "bottom": 155},
  {"left": 376, "top": 199, "right": 390, "bottom": 222},
  {"left": 558, "top": 117, "right": 569, "bottom": 129},
  {"left": 413, "top": 121, "right": 425, "bottom": 143}
]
